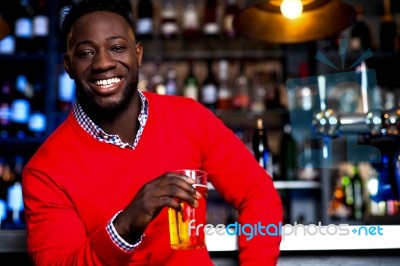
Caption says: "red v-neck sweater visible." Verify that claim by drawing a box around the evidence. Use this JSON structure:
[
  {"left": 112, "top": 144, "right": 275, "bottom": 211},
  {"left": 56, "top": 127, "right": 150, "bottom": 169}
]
[{"left": 22, "top": 92, "right": 282, "bottom": 266}]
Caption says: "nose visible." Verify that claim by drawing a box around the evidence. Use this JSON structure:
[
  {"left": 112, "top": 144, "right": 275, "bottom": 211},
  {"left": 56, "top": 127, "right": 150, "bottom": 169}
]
[{"left": 92, "top": 48, "right": 117, "bottom": 71}]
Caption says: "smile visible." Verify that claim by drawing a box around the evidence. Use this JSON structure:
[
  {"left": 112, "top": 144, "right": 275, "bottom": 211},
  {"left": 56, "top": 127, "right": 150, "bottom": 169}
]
[{"left": 94, "top": 77, "right": 121, "bottom": 87}]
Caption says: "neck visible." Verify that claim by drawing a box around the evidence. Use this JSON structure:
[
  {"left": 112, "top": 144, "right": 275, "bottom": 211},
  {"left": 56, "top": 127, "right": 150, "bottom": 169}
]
[{"left": 83, "top": 91, "right": 141, "bottom": 145}]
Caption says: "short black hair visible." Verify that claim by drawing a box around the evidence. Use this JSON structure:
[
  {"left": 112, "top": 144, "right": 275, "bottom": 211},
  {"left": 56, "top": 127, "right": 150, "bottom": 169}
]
[{"left": 61, "top": 0, "right": 134, "bottom": 45}]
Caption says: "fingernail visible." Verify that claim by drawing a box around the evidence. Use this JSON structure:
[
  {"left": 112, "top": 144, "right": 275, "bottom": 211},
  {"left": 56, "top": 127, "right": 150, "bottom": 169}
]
[
  {"left": 195, "top": 191, "right": 201, "bottom": 199},
  {"left": 193, "top": 200, "right": 199, "bottom": 208},
  {"left": 187, "top": 178, "right": 195, "bottom": 184}
]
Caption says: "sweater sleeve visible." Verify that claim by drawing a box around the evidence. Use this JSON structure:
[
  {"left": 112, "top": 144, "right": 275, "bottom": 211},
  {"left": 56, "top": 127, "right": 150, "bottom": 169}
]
[
  {"left": 22, "top": 167, "right": 137, "bottom": 266},
  {"left": 193, "top": 104, "right": 283, "bottom": 265}
]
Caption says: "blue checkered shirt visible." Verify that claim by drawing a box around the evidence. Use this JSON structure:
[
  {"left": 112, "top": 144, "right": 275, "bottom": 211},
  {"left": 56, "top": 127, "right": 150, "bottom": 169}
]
[{"left": 72, "top": 90, "right": 148, "bottom": 251}]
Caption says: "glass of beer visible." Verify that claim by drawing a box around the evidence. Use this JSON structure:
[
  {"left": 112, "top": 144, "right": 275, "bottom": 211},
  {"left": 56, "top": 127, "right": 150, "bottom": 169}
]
[{"left": 168, "top": 169, "right": 208, "bottom": 249}]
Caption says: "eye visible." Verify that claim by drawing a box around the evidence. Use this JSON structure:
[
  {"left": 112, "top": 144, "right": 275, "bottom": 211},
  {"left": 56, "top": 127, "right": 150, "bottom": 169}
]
[
  {"left": 111, "top": 45, "right": 126, "bottom": 52},
  {"left": 77, "top": 50, "right": 94, "bottom": 58}
]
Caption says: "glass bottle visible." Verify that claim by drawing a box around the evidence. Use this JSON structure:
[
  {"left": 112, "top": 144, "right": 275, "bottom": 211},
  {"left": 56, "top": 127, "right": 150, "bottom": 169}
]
[
  {"left": 202, "top": 0, "right": 220, "bottom": 37},
  {"left": 32, "top": 0, "right": 49, "bottom": 55},
  {"left": 252, "top": 118, "right": 273, "bottom": 178},
  {"left": 136, "top": 0, "right": 154, "bottom": 39},
  {"left": 182, "top": 0, "right": 200, "bottom": 39},
  {"left": 201, "top": 59, "right": 219, "bottom": 111},
  {"left": 222, "top": 0, "right": 239, "bottom": 37},
  {"left": 160, "top": 0, "right": 179, "bottom": 39},
  {"left": 183, "top": 60, "right": 199, "bottom": 101}
]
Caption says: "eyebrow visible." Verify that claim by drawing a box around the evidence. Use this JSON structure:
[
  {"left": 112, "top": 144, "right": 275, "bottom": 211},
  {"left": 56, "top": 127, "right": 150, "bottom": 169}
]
[{"left": 74, "top": 35, "right": 128, "bottom": 49}]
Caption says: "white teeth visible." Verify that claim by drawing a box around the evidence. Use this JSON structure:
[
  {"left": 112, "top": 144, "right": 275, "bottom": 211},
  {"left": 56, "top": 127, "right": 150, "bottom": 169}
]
[{"left": 95, "top": 77, "right": 121, "bottom": 86}]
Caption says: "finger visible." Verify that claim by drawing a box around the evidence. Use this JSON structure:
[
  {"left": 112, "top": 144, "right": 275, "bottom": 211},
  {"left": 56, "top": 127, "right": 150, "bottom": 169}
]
[
  {"left": 158, "top": 196, "right": 198, "bottom": 211},
  {"left": 158, "top": 184, "right": 199, "bottom": 208}
]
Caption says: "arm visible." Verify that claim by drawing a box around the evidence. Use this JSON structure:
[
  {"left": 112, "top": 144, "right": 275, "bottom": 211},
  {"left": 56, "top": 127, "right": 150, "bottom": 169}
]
[
  {"left": 195, "top": 105, "right": 283, "bottom": 265},
  {"left": 22, "top": 167, "right": 199, "bottom": 266}
]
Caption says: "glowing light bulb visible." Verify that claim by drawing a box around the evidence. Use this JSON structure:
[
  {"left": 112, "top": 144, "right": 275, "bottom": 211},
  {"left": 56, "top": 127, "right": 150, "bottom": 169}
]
[{"left": 280, "top": 0, "right": 303, "bottom": 20}]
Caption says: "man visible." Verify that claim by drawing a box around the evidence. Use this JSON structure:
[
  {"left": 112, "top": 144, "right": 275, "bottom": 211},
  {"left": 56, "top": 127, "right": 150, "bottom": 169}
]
[{"left": 22, "top": 0, "right": 282, "bottom": 265}]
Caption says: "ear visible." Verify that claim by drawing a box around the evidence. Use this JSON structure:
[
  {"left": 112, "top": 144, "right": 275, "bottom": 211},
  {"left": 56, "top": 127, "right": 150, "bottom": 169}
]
[
  {"left": 64, "top": 53, "right": 73, "bottom": 78},
  {"left": 135, "top": 42, "right": 143, "bottom": 68}
]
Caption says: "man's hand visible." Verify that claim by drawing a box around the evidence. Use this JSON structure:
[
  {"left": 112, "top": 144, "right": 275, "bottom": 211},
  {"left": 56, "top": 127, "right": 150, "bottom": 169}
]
[{"left": 113, "top": 172, "right": 201, "bottom": 243}]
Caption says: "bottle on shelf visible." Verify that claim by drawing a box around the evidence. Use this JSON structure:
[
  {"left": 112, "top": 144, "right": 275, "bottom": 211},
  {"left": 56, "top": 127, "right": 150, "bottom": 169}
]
[
  {"left": 165, "top": 64, "right": 178, "bottom": 96},
  {"left": 328, "top": 173, "right": 351, "bottom": 220},
  {"left": 149, "top": 57, "right": 166, "bottom": 95},
  {"left": 201, "top": 59, "right": 219, "bottom": 112},
  {"left": 369, "top": 154, "right": 399, "bottom": 216},
  {"left": 264, "top": 71, "right": 282, "bottom": 110},
  {"left": 379, "top": 0, "right": 398, "bottom": 52},
  {"left": 252, "top": 118, "right": 273, "bottom": 178},
  {"left": 135, "top": 0, "right": 154, "bottom": 39},
  {"left": 249, "top": 71, "right": 266, "bottom": 115},
  {"left": 28, "top": 79, "right": 47, "bottom": 138},
  {"left": 14, "top": 0, "right": 34, "bottom": 55},
  {"left": 297, "top": 140, "right": 319, "bottom": 180},
  {"left": 182, "top": 0, "right": 201, "bottom": 39},
  {"left": 202, "top": 0, "right": 220, "bottom": 37},
  {"left": 0, "top": 34, "right": 16, "bottom": 55},
  {"left": 10, "top": 74, "right": 31, "bottom": 139},
  {"left": 183, "top": 60, "right": 200, "bottom": 101},
  {"left": 57, "top": 69, "right": 76, "bottom": 112},
  {"left": 160, "top": 0, "right": 179, "bottom": 39},
  {"left": 32, "top": 0, "right": 49, "bottom": 55},
  {"left": 0, "top": 157, "right": 14, "bottom": 229},
  {"left": 222, "top": 0, "right": 240, "bottom": 38},
  {"left": 279, "top": 114, "right": 297, "bottom": 181},
  {"left": 6, "top": 155, "right": 25, "bottom": 228},
  {"left": 0, "top": 81, "right": 12, "bottom": 138},
  {"left": 351, "top": 164, "right": 365, "bottom": 220},
  {"left": 232, "top": 62, "right": 250, "bottom": 111},
  {"left": 217, "top": 59, "right": 232, "bottom": 111},
  {"left": 349, "top": 4, "right": 372, "bottom": 52}
]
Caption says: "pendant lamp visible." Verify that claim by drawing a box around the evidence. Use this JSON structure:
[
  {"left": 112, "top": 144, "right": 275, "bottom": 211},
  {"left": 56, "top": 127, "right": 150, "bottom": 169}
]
[{"left": 233, "top": 0, "right": 357, "bottom": 43}]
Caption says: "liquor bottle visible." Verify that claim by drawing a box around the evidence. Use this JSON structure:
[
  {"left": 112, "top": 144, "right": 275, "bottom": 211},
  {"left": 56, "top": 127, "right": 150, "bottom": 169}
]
[
  {"left": 264, "top": 72, "right": 282, "bottom": 110},
  {"left": 6, "top": 155, "right": 25, "bottom": 228},
  {"left": 252, "top": 118, "right": 273, "bottom": 178},
  {"left": 14, "top": 0, "right": 34, "bottom": 55},
  {"left": 160, "top": 0, "right": 179, "bottom": 39},
  {"left": 10, "top": 74, "right": 31, "bottom": 138},
  {"left": 202, "top": 0, "right": 220, "bottom": 37},
  {"left": 222, "top": 0, "right": 240, "bottom": 37},
  {"left": 328, "top": 174, "right": 351, "bottom": 220},
  {"left": 380, "top": 0, "right": 398, "bottom": 52},
  {"left": 250, "top": 71, "right": 266, "bottom": 115},
  {"left": 201, "top": 59, "right": 219, "bottom": 111},
  {"left": 279, "top": 114, "right": 297, "bottom": 181},
  {"left": 0, "top": 35, "right": 16, "bottom": 55},
  {"left": 182, "top": 0, "right": 201, "bottom": 39},
  {"left": 232, "top": 63, "right": 250, "bottom": 110},
  {"left": 350, "top": 4, "right": 372, "bottom": 52},
  {"left": 150, "top": 57, "right": 166, "bottom": 95},
  {"left": 32, "top": 0, "right": 49, "bottom": 55},
  {"left": 351, "top": 164, "right": 365, "bottom": 220},
  {"left": 183, "top": 60, "right": 199, "bottom": 101},
  {"left": 0, "top": 82, "right": 12, "bottom": 138},
  {"left": 217, "top": 59, "right": 232, "bottom": 110},
  {"left": 136, "top": 0, "right": 154, "bottom": 39},
  {"left": 57, "top": 69, "right": 76, "bottom": 112},
  {"left": 28, "top": 79, "right": 46, "bottom": 138},
  {"left": 165, "top": 65, "right": 178, "bottom": 96},
  {"left": 0, "top": 157, "right": 14, "bottom": 228},
  {"left": 341, "top": 171, "right": 354, "bottom": 216}
]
